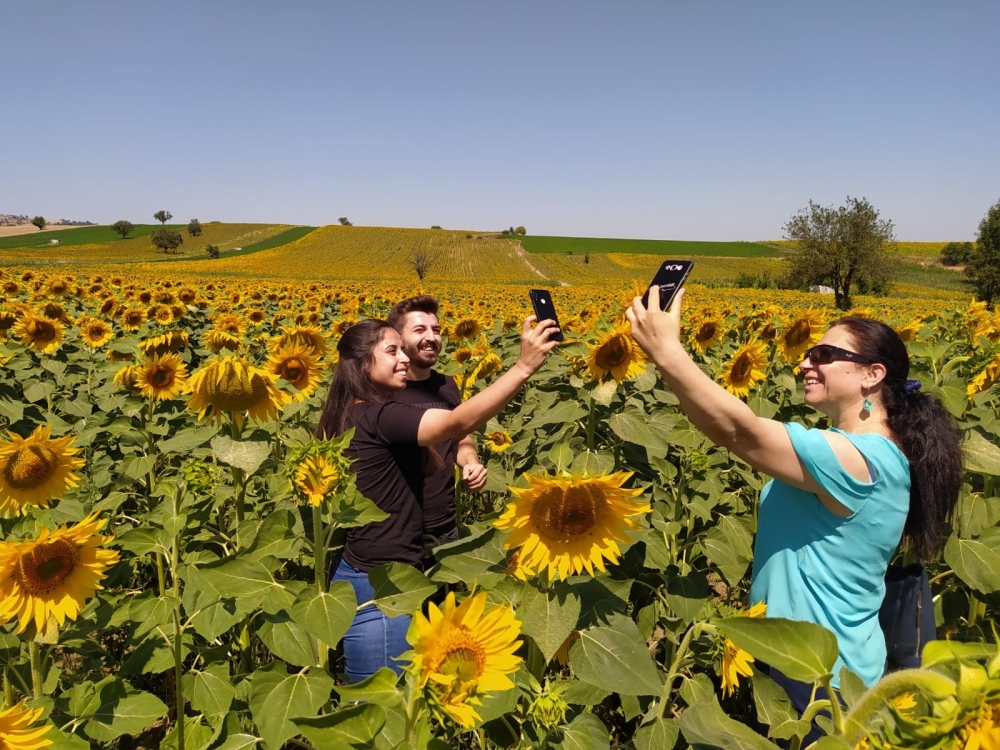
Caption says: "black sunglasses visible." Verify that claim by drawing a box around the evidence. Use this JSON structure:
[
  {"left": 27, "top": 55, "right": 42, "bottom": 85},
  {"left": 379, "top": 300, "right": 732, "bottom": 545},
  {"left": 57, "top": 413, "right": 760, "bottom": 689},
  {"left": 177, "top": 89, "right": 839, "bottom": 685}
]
[{"left": 803, "top": 344, "right": 875, "bottom": 366}]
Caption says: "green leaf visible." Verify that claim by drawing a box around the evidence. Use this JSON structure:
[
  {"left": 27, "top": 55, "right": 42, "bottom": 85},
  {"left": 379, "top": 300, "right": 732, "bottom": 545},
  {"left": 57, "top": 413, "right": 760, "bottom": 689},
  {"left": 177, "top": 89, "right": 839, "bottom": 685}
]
[
  {"left": 185, "top": 662, "right": 235, "bottom": 717},
  {"left": 570, "top": 450, "right": 616, "bottom": 476},
  {"left": 157, "top": 425, "right": 219, "bottom": 454},
  {"left": 750, "top": 669, "right": 795, "bottom": 730},
  {"left": 963, "top": 429, "right": 1000, "bottom": 476},
  {"left": 663, "top": 569, "right": 708, "bottom": 623},
  {"left": 198, "top": 557, "right": 276, "bottom": 598},
  {"left": 328, "top": 491, "right": 391, "bottom": 529},
  {"left": 187, "top": 591, "right": 240, "bottom": 641},
  {"left": 84, "top": 685, "right": 169, "bottom": 743},
  {"left": 555, "top": 712, "right": 610, "bottom": 750},
  {"left": 955, "top": 490, "right": 1000, "bottom": 538},
  {"left": 944, "top": 529, "right": 1000, "bottom": 594},
  {"left": 609, "top": 411, "right": 670, "bottom": 452},
  {"left": 243, "top": 508, "right": 303, "bottom": 562},
  {"left": 294, "top": 704, "right": 386, "bottom": 749},
  {"left": 717, "top": 617, "right": 839, "bottom": 685},
  {"left": 258, "top": 611, "right": 320, "bottom": 667},
  {"left": 569, "top": 617, "right": 662, "bottom": 696},
  {"left": 211, "top": 435, "right": 272, "bottom": 475},
  {"left": 522, "top": 399, "right": 588, "bottom": 430},
  {"left": 677, "top": 695, "right": 775, "bottom": 750},
  {"left": 333, "top": 668, "right": 403, "bottom": 707},
  {"left": 249, "top": 664, "right": 335, "bottom": 750},
  {"left": 369, "top": 563, "right": 439, "bottom": 618},
  {"left": 212, "top": 734, "right": 260, "bottom": 750},
  {"left": 429, "top": 527, "right": 507, "bottom": 585},
  {"left": 633, "top": 717, "right": 680, "bottom": 750},
  {"left": 702, "top": 515, "right": 753, "bottom": 586},
  {"left": 519, "top": 581, "right": 582, "bottom": 663},
  {"left": 291, "top": 582, "right": 357, "bottom": 649}
]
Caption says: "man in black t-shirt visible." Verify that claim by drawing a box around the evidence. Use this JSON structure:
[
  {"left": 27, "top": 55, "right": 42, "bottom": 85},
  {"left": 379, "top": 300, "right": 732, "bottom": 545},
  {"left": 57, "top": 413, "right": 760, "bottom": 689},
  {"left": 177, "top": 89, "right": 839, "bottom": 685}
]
[{"left": 387, "top": 296, "right": 487, "bottom": 545}]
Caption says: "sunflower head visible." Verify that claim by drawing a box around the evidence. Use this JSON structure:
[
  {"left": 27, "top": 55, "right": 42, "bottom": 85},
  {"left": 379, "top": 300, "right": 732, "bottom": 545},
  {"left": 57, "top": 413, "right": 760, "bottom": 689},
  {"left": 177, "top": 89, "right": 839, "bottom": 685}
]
[
  {"left": 452, "top": 318, "right": 483, "bottom": 341},
  {"left": 138, "top": 330, "right": 189, "bottom": 358},
  {"left": 586, "top": 325, "right": 646, "bottom": 383},
  {"left": 483, "top": 430, "right": 514, "bottom": 454},
  {"left": 267, "top": 344, "right": 326, "bottom": 401},
  {"left": 0, "top": 700, "right": 52, "bottom": 749},
  {"left": 403, "top": 589, "right": 522, "bottom": 728},
  {"left": 203, "top": 328, "right": 243, "bottom": 354},
  {"left": 0, "top": 424, "right": 86, "bottom": 516},
  {"left": 272, "top": 326, "right": 329, "bottom": 357},
  {"left": 719, "top": 339, "right": 769, "bottom": 398},
  {"left": 778, "top": 310, "right": 825, "bottom": 361},
  {"left": 79, "top": 317, "right": 114, "bottom": 349},
  {"left": 185, "top": 356, "right": 288, "bottom": 428},
  {"left": 0, "top": 513, "right": 120, "bottom": 633},
  {"left": 293, "top": 454, "right": 341, "bottom": 506},
  {"left": 690, "top": 318, "right": 723, "bottom": 354},
  {"left": 13, "top": 315, "right": 64, "bottom": 354},
  {"left": 495, "top": 470, "right": 648, "bottom": 580},
  {"left": 120, "top": 308, "right": 147, "bottom": 331},
  {"left": 136, "top": 353, "right": 189, "bottom": 401},
  {"left": 720, "top": 602, "right": 767, "bottom": 697}
]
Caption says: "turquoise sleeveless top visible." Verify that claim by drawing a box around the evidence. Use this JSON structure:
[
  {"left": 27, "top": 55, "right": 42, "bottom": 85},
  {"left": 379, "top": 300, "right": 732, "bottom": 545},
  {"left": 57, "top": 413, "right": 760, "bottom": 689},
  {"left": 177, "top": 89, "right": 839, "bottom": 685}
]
[{"left": 748, "top": 422, "right": 910, "bottom": 688}]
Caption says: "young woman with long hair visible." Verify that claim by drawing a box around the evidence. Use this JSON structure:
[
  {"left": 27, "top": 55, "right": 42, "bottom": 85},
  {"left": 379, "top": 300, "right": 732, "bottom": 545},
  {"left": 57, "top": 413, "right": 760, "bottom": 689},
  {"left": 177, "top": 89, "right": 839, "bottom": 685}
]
[
  {"left": 626, "top": 287, "right": 962, "bottom": 739},
  {"left": 316, "top": 316, "right": 559, "bottom": 682}
]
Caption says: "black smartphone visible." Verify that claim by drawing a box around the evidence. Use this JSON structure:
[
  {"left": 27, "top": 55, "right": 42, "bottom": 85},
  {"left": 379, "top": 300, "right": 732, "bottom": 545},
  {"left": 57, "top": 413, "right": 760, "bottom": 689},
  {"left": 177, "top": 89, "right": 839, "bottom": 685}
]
[
  {"left": 641, "top": 260, "right": 694, "bottom": 311},
  {"left": 528, "top": 289, "right": 565, "bottom": 342}
]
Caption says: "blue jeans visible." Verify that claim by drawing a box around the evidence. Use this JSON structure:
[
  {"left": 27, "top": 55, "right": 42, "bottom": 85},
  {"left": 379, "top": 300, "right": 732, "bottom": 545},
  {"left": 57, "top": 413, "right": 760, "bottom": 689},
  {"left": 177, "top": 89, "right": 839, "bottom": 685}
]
[{"left": 332, "top": 558, "right": 412, "bottom": 683}]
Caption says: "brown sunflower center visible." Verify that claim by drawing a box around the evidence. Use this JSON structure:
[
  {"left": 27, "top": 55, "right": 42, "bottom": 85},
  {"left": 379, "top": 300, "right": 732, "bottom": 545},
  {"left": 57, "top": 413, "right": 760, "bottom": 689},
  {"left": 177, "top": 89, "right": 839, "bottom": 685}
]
[
  {"left": 784, "top": 320, "right": 812, "bottom": 348},
  {"left": 531, "top": 485, "right": 601, "bottom": 541},
  {"left": 88, "top": 324, "right": 107, "bottom": 339},
  {"left": 4, "top": 445, "right": 56, "bottom": 488},
  {"left": 124, "top": 311, "right": 145, "bottom": 327},
  {"left": 696, "top": 322, "right": 718, "bottom": 343},
  {"left": 731, "top": 352, "right": 752, "bottom": 384},
  {"left": 281, "top": 359, "right": 305, "bottom": 384},
  {"left": 596, "top": 335, "right": 630, "bottom": 369},
  {"left": 207, "top": 367, "right": 269, "bottom": 410},
  {"left": 14, "top": 539, "right": 79, "bottom": 594},
  {"left": 433, "top": 636, "right": 486, "bottom": 683},
  {"left": 454, "top": 320, "right": 479, "bottom": 338},
  {"left": 27, "top": 319, "right": 57, "bottom": 344},
  {"left": 149, "top": 365, "right": 175, "bottom": 388}
]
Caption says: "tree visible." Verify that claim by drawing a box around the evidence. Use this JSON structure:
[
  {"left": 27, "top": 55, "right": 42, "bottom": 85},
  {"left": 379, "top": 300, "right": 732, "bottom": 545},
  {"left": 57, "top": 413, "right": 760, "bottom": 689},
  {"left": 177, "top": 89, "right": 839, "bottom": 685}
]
[
  {"left": 783, "top": 196, "right": 896, "bottom": 311},
  {"left": 31, "top": 216, "right": 45, "bottom": 231},
  {"left": 111, "top": 220, "right": 134, "bottom": 239},
  {"left": 188, "top": 218, "right": 202, "bottom": 237},
  {"left": 515, "top": 226, "right": 526, "bottom": 236},
  {"left": 205, "top": 244, "right": 220, "bottom": 259},
  {"left": 338, "top": 217, "right": 352, "bottom": 226},
  {"left": 965, "top": 199, "right": 1000, "bottom": 307},
  {"left": 941, "top": 241, "right": 974, "bottom": 266},
  {"left": 409, "top": 245, "right": 436, "bottom": 280},
  {"left": 151, "top": 228, "right": 183, "bottom": 254},
  {"left": 153, "top": 210, "right": 173, "bottom": 225}
]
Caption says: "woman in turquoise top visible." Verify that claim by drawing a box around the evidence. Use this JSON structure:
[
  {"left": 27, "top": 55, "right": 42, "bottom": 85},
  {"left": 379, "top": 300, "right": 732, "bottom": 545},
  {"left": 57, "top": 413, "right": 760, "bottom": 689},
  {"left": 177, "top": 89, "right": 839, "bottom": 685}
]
[{"left": 625, "top": 287, "right": 962, "bottom": 730}]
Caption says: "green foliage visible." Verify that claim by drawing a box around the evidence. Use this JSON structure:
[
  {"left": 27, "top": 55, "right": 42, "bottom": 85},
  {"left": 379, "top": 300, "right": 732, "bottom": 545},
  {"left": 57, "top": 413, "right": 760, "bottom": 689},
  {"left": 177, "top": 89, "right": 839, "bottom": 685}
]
[
  {"left": 941, "top": 241, "right": 974, "bottom": 266},
  {"left": 31, "top": 215, "right": 45, "bottom": 230},
  {"left": 338, "top": 216, "right": 352, "bottom": 226},
  {"left": 187, "top": 218, "right": 202, "bottom": 237},
  {"left": 965, "top": 198, "right": 1000, "bottom": 306},
  {"left": 111, "top": 219, "right": 135, "bottom": 239},
  {"left": 151, "top": 227, "right": 184, "bottom": 253},
  {"left": 783, "top": 196, "right": 897, "bottom": 310},
  {"left": 154, "top": 209, "right": 173, "bottom": 225},
  {"left": 205, "top": 243, "right": 220, "bottom": 258},
  {"left": 519, "top": 234, "right": 780, "bottom": 257},
  {"left": 0, "top": 223, "right": 172, "bottom": 249}
]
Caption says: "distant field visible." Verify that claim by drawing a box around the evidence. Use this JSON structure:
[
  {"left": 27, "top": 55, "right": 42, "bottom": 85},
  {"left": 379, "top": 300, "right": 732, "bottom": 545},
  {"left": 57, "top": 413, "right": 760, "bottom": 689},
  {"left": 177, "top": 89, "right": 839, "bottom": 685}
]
[
  {"left": 518, "top": 235, "right": 780, "bottom": 257},
  {"left": 0, "top": 224, "right": 168, "bottom": 249},
  {"left": 766, "top": 239, "right": 952, "bottom": 259}
]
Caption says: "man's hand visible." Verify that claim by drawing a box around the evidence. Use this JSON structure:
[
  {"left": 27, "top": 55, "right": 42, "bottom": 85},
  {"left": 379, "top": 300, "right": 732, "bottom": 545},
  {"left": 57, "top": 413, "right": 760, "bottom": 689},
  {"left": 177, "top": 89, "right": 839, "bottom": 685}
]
[{"left": 462, "top": 462, "right": 488, "bottom": 491}]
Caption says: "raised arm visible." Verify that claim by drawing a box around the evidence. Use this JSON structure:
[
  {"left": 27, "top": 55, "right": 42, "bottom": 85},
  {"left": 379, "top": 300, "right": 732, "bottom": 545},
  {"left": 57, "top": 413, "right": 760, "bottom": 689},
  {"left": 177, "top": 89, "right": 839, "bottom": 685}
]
[
  {"left": 625, "top": 286, "right": 866, "bottom": 510},
  {"left": 416, "top": 316, "right": 559, "bottom": 446}
]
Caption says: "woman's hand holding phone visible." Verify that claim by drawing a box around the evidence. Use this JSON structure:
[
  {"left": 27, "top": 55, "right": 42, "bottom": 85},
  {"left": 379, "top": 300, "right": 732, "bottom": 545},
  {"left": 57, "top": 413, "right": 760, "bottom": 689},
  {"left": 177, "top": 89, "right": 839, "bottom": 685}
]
[
  {"left": 626, "top": 285, "right": 687, "bottom": 369},
  {"left": 517, "top": 315, "right": 561, "bottom": 375}
]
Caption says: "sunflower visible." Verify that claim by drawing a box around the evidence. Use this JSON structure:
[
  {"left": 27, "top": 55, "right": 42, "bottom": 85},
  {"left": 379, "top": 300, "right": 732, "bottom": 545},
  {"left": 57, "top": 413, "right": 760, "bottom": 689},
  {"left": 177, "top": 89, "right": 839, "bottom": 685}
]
[
  {"left": 482, "top": 430, "right": 514, "bottom": 454},
  {"left": 495, "top": 471, "right": 648, "bottom": 580},
  {"left": 213, "top": 313, "right": 246, "bottom": 337},
  {"left": 136, "top": 353, "right": 188, "bottom": 400},
  {"left": 968, "top": 355, "right": 1000, "bottom": 400},
  {"left": 895, "top": 317, "right": 924, "bottom": 342},
  {"left": 78, "top": 317, "right": 114, "bottom": 349},
  {"left": 0, "top": 514, "right": 120, "bottom": 633},
  {"left": 113, "top": 364, "right": 143, "bottom": 395},
  {"left": 271, "top": 326, "right": 329, "bottom": 357},
  {"left": 719, "top": 339, "right": 769, "bottom": 398},
  {"left": 138, "top": 330, "right": 189, "bottom": 358},
  {"left": 0, "top": 309, "right": 17, "bottom": 339},
  {"left": 471, "top": 351, "right": 503, "bottom": 381},
  {"left": 453, "top": 347, "right": 474, "bottom": 365},
  {"left": 185, "top": 356, "right": 289, "bottom": 428},
  {"left": 690, "top": 318, "right": 723, "bottom": 354},
  {"left": 203, "top": 328, "right": 242, "bottom": 354},
  {"left": 403, "top": 589, "right": 522, "bottom": 728},
  {"left": 266, "top": 344, "right": 325, "bottom": 401},
  {"left": 586, "top": 325, "right": 646, "bottom": 383},
  {"left": 778, "top": 310, "right": 825, "bottom": 361},
  {"left": 153, "top": 306, "right": 174, "bottom": 325},
  {"left": 120, "top": 307, "right": 146, "bottom": 331},
  {"left": 0, "top": 425, "right": 86, "bottom": 516},
  {"left": 13, "top": 315, "right": 64, "bottom": 354},
  {"left": 0, "top": 700, "right": 52, "bottom": 749},
  {"left": 452, "top": 318, "right": 483, "bottom": 341},
  {"left": 106, "top": 348, "right": 135, "bottom": 363},
  {"left": 720, "top": 601, "right": 766, "bottom": 697},
  {"left": 294, "top": 454, "right": 340, "bottom": 506}
]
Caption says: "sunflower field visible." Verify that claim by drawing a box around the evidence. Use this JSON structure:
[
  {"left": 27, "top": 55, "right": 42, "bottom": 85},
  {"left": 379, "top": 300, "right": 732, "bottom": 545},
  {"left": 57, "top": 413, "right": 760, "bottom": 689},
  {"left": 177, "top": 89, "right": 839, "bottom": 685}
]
[{"left": 1, "top": 260, "right": 999, "bottom": 750}]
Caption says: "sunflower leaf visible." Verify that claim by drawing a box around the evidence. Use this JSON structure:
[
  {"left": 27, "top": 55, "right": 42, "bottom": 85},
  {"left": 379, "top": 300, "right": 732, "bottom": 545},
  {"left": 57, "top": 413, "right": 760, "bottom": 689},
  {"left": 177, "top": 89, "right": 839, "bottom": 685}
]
[
  {"left": 369, "top": 563, "right": 439, "bottom": 618},
  {"left": 555, "top": 712, "right": 610, "bottom": 750},
  {"left": 716, "top": 617, "right": 839, "bottom": 684},
  {"left": 944, "top": 528, "right": 1000, "bottom": 594},
  {"left": 519, "top": 581, "right": 581, "bottom": 664},
  {"left": 250, "top": 664, "right": 335, "bottom": 750},
  {"left": 333, "top": 667, "right": 402, "bottom": 707},
  {"left": 290, "top": 582, "right": 357, "bottom": 650},
  {"left": 569, "top": 618, "right": 662, "bottom": 696},
  {"left": 677, "top": 693, "right": 776, "bottom": 750},
  {"left": 293, "top": 704, "right": 386, "bottom": 749},
  {"left": 211, "top": 436, "right": 272, "bottom": 476}
]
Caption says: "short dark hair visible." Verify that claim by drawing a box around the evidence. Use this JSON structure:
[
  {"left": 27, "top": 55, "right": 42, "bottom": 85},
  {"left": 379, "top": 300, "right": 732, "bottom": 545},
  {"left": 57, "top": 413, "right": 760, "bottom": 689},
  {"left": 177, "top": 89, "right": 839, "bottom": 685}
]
[{"left": 387, "top": 295, "right": 438, "bottom": 331}]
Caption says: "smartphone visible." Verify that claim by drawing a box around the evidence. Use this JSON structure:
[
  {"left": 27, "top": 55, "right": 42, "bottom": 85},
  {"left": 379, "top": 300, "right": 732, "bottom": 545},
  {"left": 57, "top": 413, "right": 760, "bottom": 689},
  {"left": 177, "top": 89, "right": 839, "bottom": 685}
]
[
  {"left": 528, "top": 289, "right": 565, "bottom": 342},
  {"left": 641, "top": 260, "right": 694, "bottom": 311}
]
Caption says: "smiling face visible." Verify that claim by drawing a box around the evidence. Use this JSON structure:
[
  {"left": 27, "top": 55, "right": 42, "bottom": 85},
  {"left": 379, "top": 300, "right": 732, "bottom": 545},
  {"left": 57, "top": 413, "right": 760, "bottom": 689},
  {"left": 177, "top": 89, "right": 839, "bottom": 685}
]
[
  {"left": 366, "top": 328, "right": 410, "bottom": 391},
  {"left": 799, "top": 325, "right": 882, "bottom": 415},
  {"left": 398, "top": 311, "right": 441, "bottom": 373}
]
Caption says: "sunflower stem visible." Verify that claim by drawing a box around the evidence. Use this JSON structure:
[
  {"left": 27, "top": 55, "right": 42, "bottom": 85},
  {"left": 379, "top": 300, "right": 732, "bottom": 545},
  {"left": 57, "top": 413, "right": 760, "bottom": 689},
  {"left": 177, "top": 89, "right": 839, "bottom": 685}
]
[
  {"left": 586, "top": 394, "right": 596, "bottom": 451},
  {"left": 29, "top": 641, "right": 43, "bottom": 700},
  {"left": 171, "top": 486, "right": 185, "bottom": 750},
  {"left": 3, "top": 666, "right": 14, "bottom": 707},
  {"left": 658, "top": 622, "right": 700, "bottom": 717},
  {"left": 819, "top": 675, "right": 844, "bottom": 736},
  {"left": 312, "top": 503, "right": 329, "bottom": 669}
]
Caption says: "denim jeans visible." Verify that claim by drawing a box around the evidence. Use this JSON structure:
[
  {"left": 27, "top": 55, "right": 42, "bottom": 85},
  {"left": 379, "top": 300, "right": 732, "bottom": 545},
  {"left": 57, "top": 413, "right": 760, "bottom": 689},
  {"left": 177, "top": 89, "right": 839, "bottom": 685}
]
[{"left": 332, "top": 558, "right": 413, "bottom": 683}]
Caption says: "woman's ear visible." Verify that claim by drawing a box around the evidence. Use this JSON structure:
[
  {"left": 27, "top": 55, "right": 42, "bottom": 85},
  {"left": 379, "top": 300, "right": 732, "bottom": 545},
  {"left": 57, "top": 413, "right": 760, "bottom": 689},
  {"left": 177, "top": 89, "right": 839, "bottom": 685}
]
[{"left": 867, "top": 362, "right": 888, "bottom": 388}]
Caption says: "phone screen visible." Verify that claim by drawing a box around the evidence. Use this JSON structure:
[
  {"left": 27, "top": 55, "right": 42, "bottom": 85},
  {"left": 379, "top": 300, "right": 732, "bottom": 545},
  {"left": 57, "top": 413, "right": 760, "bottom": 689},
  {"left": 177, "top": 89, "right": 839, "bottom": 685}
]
[
  {"left": 528, "top": 289, "right": 565, "bottom": 341},
  {"left": 641, "top": 260, "right": 694, "bottom": 311}
]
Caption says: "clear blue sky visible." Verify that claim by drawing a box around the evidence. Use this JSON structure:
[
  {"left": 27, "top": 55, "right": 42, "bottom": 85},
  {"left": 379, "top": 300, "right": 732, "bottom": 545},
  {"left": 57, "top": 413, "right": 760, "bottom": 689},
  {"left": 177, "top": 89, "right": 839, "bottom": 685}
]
[{"left": 2, "top": 1, "right": 996, "bottom": 240}]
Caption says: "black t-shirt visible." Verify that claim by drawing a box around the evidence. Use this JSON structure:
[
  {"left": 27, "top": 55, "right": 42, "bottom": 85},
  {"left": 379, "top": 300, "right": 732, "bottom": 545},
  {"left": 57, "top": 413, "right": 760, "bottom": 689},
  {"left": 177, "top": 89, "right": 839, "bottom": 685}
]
[
  {"left": 342, "top": 400, "right": 427, "bottom": 572},
  {"left": 392, "top": 371, "right": 461, "bottom": 533}
]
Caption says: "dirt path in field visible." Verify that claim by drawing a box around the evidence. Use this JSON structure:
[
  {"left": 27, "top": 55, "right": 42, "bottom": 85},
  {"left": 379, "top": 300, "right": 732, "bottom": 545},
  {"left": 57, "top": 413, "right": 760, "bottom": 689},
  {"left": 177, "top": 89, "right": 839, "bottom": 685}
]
[
  {"left": 0, "top": 224, "right": 94, "bottom": 237},
  {"left": 513, "top": 241, "right": 561, "bottom": 282}
]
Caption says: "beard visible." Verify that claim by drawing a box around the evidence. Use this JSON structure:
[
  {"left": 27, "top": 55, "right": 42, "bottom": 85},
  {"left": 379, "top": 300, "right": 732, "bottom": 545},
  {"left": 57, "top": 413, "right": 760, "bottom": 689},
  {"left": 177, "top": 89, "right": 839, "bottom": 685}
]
[{"left": 407, "top": 344, "right": 440, "bottom": 368}]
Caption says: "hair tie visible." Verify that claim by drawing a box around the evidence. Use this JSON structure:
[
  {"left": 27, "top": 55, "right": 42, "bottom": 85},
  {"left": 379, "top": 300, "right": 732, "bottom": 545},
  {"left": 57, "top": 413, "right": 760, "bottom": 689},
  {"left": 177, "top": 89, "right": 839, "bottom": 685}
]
[{"left": 903, "top": 379, "right": 922, "bottom": 394}]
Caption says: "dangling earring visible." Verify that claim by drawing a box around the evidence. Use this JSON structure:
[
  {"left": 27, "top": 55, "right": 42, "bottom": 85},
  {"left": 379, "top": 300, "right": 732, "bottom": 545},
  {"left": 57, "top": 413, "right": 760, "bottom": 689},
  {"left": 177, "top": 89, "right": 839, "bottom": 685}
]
[{"left": 862, "top": 386, "right": 873, "bottom": 415}]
